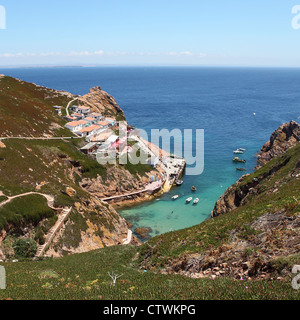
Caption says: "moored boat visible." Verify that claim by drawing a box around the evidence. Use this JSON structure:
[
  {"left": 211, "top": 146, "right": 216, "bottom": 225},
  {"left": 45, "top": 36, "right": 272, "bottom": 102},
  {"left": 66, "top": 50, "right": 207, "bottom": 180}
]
[
  {"left": 172, "top": 195, "right": 179, "bottom": 200},
  {"left": 233, "top": 149, "right": 244, "bottom": 154},
  {"left": 186, "top": 197, "right": 193, "bottom": 203},
  {"left": 175, "top": 180, "right": 183, "bottom": 186},
  {"left": 232, "top": 157, "right": 246, "bottom": 163},
  {"left": 236, "top": 167, "right": 246, "bottom": 171},
  {"left": 193, "top": 198, "right": 199, "bottom": 204},
  {"left": 191, "top": 186, "right": 197, "bottom": 191}
]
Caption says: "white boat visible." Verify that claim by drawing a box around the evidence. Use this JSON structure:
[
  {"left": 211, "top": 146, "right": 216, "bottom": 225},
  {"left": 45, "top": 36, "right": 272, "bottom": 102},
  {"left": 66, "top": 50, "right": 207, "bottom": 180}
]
[
  {"left": 172, "top": 195, "right": 179, "bottom": 200},
  {"left": 238, "top": 148, "right": 246, "bottom": 151},
  {"left": 186, "top": 197, "right": 193, "bottom": 203},
  {"left": 193, "top": 198, "right": 199, "bottom": 204},
  {"left": 233, "top": 149, "right": 244, "bottom": 154}
]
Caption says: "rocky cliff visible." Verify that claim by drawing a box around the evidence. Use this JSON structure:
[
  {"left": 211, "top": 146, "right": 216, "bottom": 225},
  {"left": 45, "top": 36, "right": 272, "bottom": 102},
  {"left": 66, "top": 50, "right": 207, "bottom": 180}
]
[
  {"left": 257, "top": 120, "right": 300, "bottom": 166},
  {"left": 80, "top": 86, "right": 126, "bottom": 120},
  {"left": 211, "top": 121, "right": 300, "bottom": 218}
]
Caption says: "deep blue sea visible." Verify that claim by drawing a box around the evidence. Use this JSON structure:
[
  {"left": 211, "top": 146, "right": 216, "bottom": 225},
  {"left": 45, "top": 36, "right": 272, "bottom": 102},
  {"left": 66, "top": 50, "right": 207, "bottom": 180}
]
[{"left": 2, "top": 66, "right": 300, "bottom": 237}]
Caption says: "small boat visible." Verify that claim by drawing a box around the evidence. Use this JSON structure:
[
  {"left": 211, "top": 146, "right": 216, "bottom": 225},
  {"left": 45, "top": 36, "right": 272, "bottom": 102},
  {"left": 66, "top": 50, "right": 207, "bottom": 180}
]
[
  {"left": 233, "top": 149, "right": 244, "bottom": 154},
  {"left": 186, "top": 197, "right": 193, "bottom": 203},
  {"left": 191, "top": 186, "right": 197, "bottom": 192},
  {"left": 236, "top": 167, "right": 246, "bottom": 171},
  {"left": 172, "top": 195, "right": 179, "bottom": 200},
  {"left": 238, "top": 148, "right": 246, "bottom": 151},
  {"left": 232, "top": 157, "right": 246, "bottom": 163},
  {"left": 175, "top": 180, "right": 183, "bottom": 186},
  {"left": 193, "top": 198, "right": 199, "bottom": 204}
]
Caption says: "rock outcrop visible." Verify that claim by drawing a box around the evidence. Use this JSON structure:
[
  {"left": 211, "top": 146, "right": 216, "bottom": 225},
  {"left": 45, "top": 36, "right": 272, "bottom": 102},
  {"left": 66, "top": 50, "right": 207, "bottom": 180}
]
[
  {"left": 257, "top": 120, "right": 300, "bottom": 166},
  {"left": 45, "top": 196, "right": 133, "bottom": 257},
  {"left": 134, "top": 227, "right": 152, "bottom": 241},
  {"left": 211, "top": 174, "right": 250, "bottom": 217},
  {"left": 212, "top": 121, "right": 300, "bottom": 218},
  {"left": 169, "top": 211, "right": 300, "bottom": 281},
  {"left": 81, "top": 86, "right": 125, "bottom": 120},
  {"left": 80, "top": 165, "right": 158, "bottom": 198}
]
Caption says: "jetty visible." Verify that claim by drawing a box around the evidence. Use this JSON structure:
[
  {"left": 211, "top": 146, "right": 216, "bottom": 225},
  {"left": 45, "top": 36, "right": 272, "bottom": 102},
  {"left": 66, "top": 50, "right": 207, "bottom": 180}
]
[{"left": 101, "top": 180, "right": 164, "bottom": 202}]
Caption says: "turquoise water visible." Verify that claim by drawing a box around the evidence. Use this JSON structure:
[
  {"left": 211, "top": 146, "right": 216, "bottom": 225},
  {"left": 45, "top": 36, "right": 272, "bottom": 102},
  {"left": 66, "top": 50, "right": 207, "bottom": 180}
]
[{"left": 2, "top": 66, "right": 300, "bottom": 238}]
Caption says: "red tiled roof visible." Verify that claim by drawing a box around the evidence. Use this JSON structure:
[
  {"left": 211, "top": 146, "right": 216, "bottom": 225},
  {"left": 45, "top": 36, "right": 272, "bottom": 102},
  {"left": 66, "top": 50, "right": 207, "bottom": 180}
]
[
  {"left": 66, "top": 120, "right": 88, "bottom": 127},
  {"left": 98, "top": 121, "right": 109, "bottom": 126},
  {"left": 85, "top": 117, "right": 95, "bottom": 121},
  {"left": 79, "top": 125, "right": 101, "bottom": 133}
]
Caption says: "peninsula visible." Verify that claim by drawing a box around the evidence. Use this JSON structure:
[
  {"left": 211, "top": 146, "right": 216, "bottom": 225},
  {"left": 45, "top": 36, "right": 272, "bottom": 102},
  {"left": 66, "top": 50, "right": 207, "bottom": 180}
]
[{"left": 0, "top": 75, "right": 185, "bottom": 259}]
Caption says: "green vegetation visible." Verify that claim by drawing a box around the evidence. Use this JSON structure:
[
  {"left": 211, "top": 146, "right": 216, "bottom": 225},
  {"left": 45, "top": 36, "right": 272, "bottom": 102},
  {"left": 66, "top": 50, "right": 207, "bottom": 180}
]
[
  {"left": 55, "top": 210, "right": 88, "bottom": 251},
  {"left": 0, "top": 245, "right": 298, "bottom": 300},
  {"left": 13, "top": 238, "right": 38, "bottom": 259},
  {"left": 137, "top": 143, "right": 300, "bottom": 269},
  {"left": 0, "top": 195, "right": 54, "bottom": 231},
  {"left": 0, "top": 76, "right": 73, "bottom": 137},
  {"left": 0, "top": 196, "right": 8, "bottom": 202},
  {"left": 0, "top": 143, "right": 299, "bottom": 299}
]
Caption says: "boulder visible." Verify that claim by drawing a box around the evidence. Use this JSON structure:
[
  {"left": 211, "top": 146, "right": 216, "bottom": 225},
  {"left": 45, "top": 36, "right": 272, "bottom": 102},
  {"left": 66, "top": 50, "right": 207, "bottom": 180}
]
[
  {"left": 134, "top": 227, "right": 152, "bottom": 240},
  {"left": 65, "top": 187, "right": 76, "bottom": 198},
  {"left": 257, "top": 120, "right": 300, "bottom": 166}
]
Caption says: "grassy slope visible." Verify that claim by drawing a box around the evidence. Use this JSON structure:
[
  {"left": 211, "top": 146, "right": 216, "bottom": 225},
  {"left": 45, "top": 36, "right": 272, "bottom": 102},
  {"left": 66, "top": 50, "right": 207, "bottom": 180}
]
[
  {"left": 0, "top": 146, "right": 299, "bottom": 299},
  {"left": 0, "top": 138, "right": 105, "bottom": 202},
  {"left": 0, "top": 76, "right": 155, "bottom": 254},
  {"left": 137, "top": 144, "right": 300, "bottom": 268},
  {"left": 0, "top": 194, "right": 54, "bottom": 230},
  {"left": 0, "top": 76, "right": 72, "bottom": 137},
  {"left": 0, "top": 245, "right": 298, "bottom": 300}
]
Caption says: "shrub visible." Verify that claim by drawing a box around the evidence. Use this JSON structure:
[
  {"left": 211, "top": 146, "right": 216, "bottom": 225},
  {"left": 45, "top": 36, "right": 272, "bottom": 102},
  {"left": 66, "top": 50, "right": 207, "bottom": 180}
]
[
  {"left": 13, "top": 238, "right": 37, "bottom": 258},
  {"left": 34, "top": 228, "right": 45, "bottom": 245}
]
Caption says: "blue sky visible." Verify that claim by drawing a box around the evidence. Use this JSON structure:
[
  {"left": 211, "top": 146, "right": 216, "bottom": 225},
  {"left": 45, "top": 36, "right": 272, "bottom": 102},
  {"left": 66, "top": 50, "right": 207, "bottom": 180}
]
[{"left": 1, "top": 0, "right": 300, "bottom": 66}]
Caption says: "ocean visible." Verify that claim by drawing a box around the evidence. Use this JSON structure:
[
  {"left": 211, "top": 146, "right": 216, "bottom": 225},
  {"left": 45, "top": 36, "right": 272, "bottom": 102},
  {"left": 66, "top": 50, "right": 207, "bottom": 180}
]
[{"left": 2, "top": 66, "right": 300, "bottom": 237}]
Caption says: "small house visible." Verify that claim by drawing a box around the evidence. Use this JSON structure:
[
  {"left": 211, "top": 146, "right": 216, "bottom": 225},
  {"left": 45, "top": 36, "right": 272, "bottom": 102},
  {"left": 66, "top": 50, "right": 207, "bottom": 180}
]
[
  {"left": 78, "top": 124, "right": 101, "bottom": 138},
  {"left": 65, "top": 116, "right": 77, "bottom": 122},
  {"left": 65, "top": 120, "right": 88, "bottom": 133},
  {"left": 80, "top": 142, "right": 99, "bottom": 155},
  {"left": 77, "top": 106, "right": 91, "bottom": 114},
  {"left": 89, "top": 113, "right": 102, "bottom": 121},
  {"left": 97, "top": 121, "right": 109, "bottom": 129},
  {"left": 84, "top": 116, "right": 97, "bottom": 124},
  {"left": 71, "top": 113, "right": 83, "bottom": 120}
]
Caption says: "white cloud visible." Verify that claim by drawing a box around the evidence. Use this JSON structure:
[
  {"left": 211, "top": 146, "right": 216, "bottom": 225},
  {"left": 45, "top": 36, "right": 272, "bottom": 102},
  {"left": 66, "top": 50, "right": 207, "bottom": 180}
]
[
  {"left": 0, "top": 50, "right": 106, "bottom": 58},
  {"left": 0, "top": 50, "right": 208, "bottom": 59}
]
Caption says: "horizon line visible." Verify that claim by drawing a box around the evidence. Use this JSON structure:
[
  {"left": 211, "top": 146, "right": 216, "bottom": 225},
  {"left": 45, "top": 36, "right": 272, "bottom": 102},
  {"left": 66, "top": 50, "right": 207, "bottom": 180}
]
[{"left": 2, "top": 64, "right": 300, "bottom": 69}]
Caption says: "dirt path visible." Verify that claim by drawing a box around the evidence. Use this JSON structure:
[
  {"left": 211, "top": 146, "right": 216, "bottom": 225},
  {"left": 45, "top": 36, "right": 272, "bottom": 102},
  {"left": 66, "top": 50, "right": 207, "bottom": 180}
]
[
  {"left": 123, "top": 229, "right": 133, "bottom": 245},
  {"left": 0, "top": 136, "right": 81, "bottom": 141},
  {"left": 0, "top": 192, "right": 55, "bottom": 209}
]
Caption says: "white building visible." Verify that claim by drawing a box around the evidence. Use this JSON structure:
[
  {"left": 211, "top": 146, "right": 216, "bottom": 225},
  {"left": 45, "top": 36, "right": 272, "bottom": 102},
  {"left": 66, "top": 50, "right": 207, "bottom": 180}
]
[
  {"left": 89, "top": 113, "right": 102, "bottom": 121},
  {"left": 65, "top": 120, "right": 88, "bottom": 132},
  {"left": 78, "top": 124, "right": 102, "bottom": 139},
  {"left": 77, "top": 106, "right": 91, "bottom": 114}
]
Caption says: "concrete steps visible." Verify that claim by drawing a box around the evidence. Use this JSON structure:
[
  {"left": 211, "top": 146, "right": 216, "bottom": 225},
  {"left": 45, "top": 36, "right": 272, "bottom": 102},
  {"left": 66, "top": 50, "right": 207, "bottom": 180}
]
[{"left": 35, "top": 207, "right": 72, "bottom": 258}]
